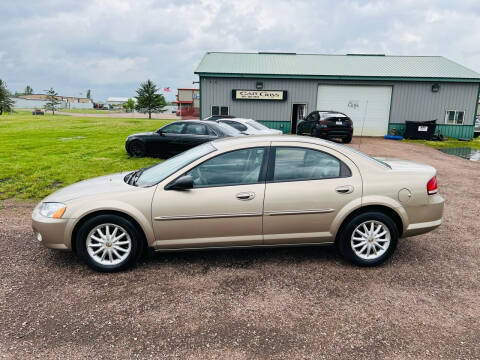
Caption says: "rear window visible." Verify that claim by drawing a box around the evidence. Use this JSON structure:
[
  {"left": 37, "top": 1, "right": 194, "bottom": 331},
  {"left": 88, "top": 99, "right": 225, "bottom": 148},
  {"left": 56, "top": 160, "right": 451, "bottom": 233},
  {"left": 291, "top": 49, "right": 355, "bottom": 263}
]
[{"left": 246, "top": 121, "right": 269, "bottom": 130}]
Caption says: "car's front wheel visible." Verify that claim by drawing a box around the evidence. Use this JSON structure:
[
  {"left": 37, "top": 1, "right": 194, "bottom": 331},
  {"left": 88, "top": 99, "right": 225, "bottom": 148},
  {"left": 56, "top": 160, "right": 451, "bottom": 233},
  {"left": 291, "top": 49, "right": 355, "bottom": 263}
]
[
  {"left": 128, "top": 140, "right": 146, "bottom": 157},
  {"left": 342, "top": 135, "right": 352, "bottom": 143},
  {"left": 337, "top": 212, "right": 398, "bottom": 266},
  {"left": 76, "top": 214, "right": 144, "bottom": 272}
]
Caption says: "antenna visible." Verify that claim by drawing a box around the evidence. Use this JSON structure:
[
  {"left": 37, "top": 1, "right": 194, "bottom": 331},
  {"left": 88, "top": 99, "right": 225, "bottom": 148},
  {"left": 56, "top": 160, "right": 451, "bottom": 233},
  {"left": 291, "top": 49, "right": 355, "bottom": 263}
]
[{"left": 358, "top": 100, "right": 368, "bottom": 151}]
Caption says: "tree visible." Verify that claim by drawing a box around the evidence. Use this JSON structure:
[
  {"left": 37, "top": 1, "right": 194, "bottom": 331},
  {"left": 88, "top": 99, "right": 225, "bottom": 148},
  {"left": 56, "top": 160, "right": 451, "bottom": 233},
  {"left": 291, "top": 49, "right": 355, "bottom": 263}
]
[
  {"left": 0, "top": 79, "right": 14, "bottom": 115},
  {"left": 86, "top": 89, "right": 91, "bottom": 99},
  {"left": 44, "top": 88, "right": 61, "bottom": 115},
  {"left": 122, "top": 98, "right": 135, "bottom": 112},
  {"left": 135, "top": 80, "right": 166, "bottom": 119},
  {"left": 24, "top": 85, "right": 33, "bottom": 95}
]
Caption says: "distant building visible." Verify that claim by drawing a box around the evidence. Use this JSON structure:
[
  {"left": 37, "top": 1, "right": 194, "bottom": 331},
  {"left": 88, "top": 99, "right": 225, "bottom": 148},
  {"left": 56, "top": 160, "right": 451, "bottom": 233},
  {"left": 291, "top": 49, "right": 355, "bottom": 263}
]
[
  {"left": 172, "top": 88, "right": 199, "bottom": 119},
  {"left": 14, "top": 94, "right": 93, "bottom": 110},
  {"left": 106, "top": 97, "right": 131, "bottom": 106}
]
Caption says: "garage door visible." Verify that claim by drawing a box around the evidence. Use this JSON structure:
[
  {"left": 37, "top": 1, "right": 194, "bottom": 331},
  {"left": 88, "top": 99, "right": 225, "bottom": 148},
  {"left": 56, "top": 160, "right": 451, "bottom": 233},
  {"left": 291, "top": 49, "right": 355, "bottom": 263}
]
[{"left": 317, "top": 85, "right": 392, "bottom": 136}]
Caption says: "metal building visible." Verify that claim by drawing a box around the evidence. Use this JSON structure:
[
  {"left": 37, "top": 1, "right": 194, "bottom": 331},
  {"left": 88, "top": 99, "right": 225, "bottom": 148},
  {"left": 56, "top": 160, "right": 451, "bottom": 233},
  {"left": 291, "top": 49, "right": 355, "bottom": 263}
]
[{"left": 195, "top": 52, "right": 480, "bottom": 139}]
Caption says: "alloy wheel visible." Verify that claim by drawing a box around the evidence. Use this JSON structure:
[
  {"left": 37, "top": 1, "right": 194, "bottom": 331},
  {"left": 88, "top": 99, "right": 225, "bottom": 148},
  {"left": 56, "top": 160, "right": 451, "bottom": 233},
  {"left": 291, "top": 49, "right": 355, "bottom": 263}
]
[
  {"left": 350, "top": 220, "right": 391, "bottom": 260},
  {"left": 86, "top": 223, "right": 132, "bottom": 266}
]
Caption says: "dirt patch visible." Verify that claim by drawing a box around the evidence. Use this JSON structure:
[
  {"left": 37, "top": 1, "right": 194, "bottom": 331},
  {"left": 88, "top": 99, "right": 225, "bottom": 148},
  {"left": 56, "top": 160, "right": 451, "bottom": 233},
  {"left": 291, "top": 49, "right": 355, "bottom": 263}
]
[{"left": 0, "top": 138, "right": 479, "bottom": 359}]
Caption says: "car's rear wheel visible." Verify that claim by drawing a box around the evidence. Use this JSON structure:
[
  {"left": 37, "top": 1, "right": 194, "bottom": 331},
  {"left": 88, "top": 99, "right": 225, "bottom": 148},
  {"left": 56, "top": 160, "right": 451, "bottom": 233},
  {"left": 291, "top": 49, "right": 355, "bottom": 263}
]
[
  {"left": 128, "top": 140, "right": 146, "bottom": 157},
  {"left": 342, "top": 135, "right": 352, "bottom": 143},
  {"left": 76, "top": 214, "right": 144, "bottom": 272},
  {"left": 337, "top": 211, "right": 398, "bottom": 266}
]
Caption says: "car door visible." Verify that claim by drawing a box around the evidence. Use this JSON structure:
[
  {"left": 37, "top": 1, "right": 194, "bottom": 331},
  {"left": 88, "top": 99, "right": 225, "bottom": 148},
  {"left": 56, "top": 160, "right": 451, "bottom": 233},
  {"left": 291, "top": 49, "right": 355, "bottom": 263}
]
[
  {"left": 263, "top": 142, "right": 362, "bottom": 245},
  {"left": 180, "top": 123, "right": 216, "bottom": 152},
  {"left": 151, "top": 145, "right": 269, "bottom": 250},
  {"left": 150, "top": 122, "right": 186, "bottom": 156}
]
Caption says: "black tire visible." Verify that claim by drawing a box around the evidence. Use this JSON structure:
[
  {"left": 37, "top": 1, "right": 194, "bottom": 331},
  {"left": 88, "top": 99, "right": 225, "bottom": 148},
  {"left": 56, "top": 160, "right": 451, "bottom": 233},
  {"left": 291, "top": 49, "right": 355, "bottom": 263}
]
[
  {"left": 342, "top": 135, "right": 352, "bottom": 144},
  {"left": 76, "top": 214, "right": 145, "bottom": 272},
  {"left": 128, "top": 140, "right": 146, "bottom": 157},
  {"left": 337, "top": 211, "right": 398, "bottom": 267}
]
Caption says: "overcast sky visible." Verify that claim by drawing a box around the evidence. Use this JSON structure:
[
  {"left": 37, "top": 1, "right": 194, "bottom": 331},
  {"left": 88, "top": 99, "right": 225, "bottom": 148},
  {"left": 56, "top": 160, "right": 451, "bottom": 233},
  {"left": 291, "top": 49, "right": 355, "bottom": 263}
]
[{"left": 1, "top": 0, "right": 479, "bottom": 102}]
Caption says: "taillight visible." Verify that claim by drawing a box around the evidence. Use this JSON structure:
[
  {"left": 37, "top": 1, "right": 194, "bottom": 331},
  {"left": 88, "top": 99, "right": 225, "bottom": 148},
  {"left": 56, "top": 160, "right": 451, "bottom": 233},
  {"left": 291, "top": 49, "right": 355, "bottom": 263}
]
[{"left": 427, "top": 176, "right": 438, "bottom": 195}]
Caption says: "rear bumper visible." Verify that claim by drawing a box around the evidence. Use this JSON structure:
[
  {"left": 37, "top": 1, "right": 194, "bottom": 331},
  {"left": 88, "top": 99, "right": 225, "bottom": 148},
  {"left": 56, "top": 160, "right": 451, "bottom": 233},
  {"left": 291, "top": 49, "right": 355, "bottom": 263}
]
[
  {"left": 403, "top": 194, "right": 444, "bottom": 237},
  {"left": 316, "top": 127, "right": 353, "bottom": 139}
]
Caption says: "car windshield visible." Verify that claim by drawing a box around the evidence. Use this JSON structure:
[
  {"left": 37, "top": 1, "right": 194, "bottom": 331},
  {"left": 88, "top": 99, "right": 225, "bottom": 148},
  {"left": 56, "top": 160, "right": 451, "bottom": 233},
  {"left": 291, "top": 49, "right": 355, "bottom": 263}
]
[
  {"left": 134, "top": 143, "right": 216, "bottom": 187},
  {"left": 214, "top": 122, "right": 243, "bottom": 136},
  {"left": 246, "top": 120, "right": 269, "bottom": 130}
]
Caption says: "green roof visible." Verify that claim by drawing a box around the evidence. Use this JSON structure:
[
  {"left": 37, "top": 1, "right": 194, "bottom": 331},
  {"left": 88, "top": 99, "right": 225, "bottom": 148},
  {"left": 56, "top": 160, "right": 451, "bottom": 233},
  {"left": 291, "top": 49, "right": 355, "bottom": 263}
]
[{"left": 195, "top": 52, "right": 480, "bottom": 82}]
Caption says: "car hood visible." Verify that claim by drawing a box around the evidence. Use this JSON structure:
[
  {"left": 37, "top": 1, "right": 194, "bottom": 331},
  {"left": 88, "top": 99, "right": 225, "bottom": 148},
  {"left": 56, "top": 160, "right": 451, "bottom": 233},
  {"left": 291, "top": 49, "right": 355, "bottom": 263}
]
[
  {"left": 43, "top": 172, "right": 135, "bottom": 202},
  {"left": 128, "top": 132, "right": 156, "bottom": 138}
]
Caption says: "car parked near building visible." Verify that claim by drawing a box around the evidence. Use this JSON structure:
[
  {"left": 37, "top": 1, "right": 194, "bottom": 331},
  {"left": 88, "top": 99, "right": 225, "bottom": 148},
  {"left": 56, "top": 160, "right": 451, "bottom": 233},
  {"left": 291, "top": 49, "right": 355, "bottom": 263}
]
[
  {"left": 474, "top": 116, "right": 480, "bottom": 138},
  {"left": 297, "top": 111, "right": 354, "bottom": 143},
  {"left": 204, "top": 118, "right": 283, "bottom": 135},
  {"left": 125, "top": 120, "right": 243, "bottom": 158},
  {"left": 33, "top": 135, "right": 444, "bottom": 272}
]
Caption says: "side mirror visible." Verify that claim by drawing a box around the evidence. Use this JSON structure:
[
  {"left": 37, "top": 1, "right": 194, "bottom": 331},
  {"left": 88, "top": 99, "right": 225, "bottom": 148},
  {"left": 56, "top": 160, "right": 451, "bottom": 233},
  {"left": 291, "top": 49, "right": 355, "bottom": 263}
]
[
  {"left": 165, "top": 175, "right": 194, "bottom": 190},
  {"left": 156, "top": 129, "right": 165, "bottom": 136}
]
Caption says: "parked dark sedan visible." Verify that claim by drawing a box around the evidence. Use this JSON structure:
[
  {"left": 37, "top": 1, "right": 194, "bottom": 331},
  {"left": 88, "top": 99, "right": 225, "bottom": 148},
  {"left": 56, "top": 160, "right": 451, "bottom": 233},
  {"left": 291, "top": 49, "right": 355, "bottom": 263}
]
[
  {"left": 126, "top": 120, "right": 242, "bottom": 158},
  {"left": 297, "top": 111, "right": 353, "bottom": 143}
]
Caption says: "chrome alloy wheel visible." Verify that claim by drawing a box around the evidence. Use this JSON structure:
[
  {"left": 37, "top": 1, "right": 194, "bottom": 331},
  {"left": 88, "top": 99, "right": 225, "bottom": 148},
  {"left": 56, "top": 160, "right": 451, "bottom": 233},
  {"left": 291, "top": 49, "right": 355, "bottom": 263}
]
[
  {"left": 86, "top": 223, "right": 132, "bottom": 266},
  {"left": 350, "top": 220, "right": 391, "bottom": 260}
]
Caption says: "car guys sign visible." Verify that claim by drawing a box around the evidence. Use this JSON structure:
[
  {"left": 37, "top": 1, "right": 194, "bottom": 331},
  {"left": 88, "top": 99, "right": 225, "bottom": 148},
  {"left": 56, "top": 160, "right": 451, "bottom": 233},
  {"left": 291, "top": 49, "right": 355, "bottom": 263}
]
[{"left": 232, "top": 90, "right": 287, "bottom": 101}]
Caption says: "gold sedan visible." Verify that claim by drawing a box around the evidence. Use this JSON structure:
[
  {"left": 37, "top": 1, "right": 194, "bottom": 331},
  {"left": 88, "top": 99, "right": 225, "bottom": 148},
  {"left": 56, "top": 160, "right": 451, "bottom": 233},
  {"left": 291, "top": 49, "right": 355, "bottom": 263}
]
[{"left": 32, "top": 135, "right": 444, "bottom": 272}]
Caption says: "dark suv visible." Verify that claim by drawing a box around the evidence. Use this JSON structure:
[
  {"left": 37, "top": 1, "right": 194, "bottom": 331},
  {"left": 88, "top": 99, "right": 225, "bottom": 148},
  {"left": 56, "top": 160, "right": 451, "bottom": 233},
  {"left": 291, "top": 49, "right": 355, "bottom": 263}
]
[{"left": 297, "top": 111, "right": 353, "bottom": 143}]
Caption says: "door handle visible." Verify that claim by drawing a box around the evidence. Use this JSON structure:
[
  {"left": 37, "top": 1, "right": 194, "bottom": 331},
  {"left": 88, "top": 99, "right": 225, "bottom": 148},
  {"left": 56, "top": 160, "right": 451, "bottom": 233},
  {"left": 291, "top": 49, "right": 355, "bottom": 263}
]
[
  {"left": 335, "top": 185, "right": 353, "bottom": 194},
  {"left": 236, "top": 192, "right": 255, "bottom": 201}
]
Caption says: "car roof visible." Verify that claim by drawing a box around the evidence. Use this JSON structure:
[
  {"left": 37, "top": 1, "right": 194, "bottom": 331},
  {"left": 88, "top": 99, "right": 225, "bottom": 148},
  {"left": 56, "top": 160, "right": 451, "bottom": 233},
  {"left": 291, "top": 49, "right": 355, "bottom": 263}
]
[{"left": 211, "top": 134, "right": 334, "bottom": 149}]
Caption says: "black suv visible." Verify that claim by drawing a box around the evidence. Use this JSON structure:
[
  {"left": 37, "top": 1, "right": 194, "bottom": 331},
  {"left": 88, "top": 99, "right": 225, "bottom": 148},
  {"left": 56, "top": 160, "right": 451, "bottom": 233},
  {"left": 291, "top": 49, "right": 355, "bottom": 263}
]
[{"left": 297, "top": 111, "right": 353, "bottom": 143}]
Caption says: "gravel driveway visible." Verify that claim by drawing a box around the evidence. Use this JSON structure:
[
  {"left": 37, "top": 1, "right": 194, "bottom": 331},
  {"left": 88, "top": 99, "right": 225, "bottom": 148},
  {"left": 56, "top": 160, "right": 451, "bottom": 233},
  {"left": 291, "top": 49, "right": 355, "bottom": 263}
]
[{"left": 1, "top": 138, "right": 479, "bottom": 359}]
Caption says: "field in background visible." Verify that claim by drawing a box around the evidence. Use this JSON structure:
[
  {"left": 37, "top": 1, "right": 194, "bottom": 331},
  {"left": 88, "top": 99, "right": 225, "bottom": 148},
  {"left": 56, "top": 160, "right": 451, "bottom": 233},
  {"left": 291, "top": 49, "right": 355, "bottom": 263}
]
[
  {"left": 0, "top": 112, "right": 173, "bottom": 200},
  {"left": 405, "top": 137, "right": 480, "bottom": 149},
  {"left": 57, "top": 108, "right": 124, "bottom": 114}
]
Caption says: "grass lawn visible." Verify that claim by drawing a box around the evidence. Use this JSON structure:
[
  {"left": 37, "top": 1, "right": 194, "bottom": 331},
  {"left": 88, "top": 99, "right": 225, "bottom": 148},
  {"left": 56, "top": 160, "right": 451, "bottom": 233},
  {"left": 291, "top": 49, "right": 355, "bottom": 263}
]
[
  {"left": 0, "top": 112, "right": 173, "bottom": 200},
  {"left": 405, "top": 136, "right": 480, "bottom": 149}
]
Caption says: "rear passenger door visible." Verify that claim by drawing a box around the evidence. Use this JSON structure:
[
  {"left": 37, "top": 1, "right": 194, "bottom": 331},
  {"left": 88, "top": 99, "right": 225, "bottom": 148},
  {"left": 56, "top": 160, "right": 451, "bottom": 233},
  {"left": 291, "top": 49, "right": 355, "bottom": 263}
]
[{"left": 262, "top": 142, "right": 362, "bottom": 245}]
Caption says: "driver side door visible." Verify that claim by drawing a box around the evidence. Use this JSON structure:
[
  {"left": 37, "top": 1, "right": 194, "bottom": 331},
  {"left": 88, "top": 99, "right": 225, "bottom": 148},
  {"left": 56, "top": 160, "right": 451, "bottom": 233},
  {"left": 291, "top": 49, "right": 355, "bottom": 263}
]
[{"left": 151, "top": 146, "right": 269, "bottom": 250}]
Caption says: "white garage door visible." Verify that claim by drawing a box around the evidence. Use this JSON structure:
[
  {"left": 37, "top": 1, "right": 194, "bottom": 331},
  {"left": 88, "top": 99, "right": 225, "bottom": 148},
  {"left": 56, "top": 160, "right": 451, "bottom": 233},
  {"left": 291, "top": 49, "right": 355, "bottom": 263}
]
[{"left": 317, "top": 85, "right": 392, "bottom": 136}]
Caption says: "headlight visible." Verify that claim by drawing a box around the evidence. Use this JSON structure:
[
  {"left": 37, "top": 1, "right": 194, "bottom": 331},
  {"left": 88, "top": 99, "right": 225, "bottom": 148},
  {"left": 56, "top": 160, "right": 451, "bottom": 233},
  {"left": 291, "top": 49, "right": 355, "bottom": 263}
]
[{"left": 39, "top": 202, "right": 66, "bottom": 218}]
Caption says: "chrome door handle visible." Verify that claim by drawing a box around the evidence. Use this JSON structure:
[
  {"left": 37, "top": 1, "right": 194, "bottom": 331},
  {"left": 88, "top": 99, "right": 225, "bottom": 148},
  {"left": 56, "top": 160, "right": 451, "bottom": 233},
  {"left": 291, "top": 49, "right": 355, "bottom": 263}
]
[
  {"left": 335, "top": 185, "right": 353, "bottom": 194},
  {"left": 236, "top": 192, "right": 255, "bottom": 201}
]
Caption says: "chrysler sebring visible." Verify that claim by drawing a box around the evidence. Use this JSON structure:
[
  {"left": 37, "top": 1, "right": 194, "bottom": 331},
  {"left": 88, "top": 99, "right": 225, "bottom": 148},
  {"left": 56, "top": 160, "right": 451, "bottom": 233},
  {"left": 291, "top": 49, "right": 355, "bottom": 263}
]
[{"left": 32, "top": 136, "right": 444, "bottom": 272}]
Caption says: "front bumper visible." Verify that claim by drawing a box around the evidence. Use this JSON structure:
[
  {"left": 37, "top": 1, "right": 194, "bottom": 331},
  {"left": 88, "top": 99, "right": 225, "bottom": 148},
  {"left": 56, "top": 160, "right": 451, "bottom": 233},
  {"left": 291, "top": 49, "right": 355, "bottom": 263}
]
[{"left": 31, "top": 208, "right": 73, "bottom": 251}]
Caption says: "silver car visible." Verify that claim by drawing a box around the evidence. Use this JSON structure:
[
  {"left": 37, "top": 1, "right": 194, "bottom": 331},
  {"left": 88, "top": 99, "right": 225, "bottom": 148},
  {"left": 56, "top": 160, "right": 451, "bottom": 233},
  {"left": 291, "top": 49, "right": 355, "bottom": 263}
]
[{"left": 206, "top": 118, "right": 283, "bottom": 135}]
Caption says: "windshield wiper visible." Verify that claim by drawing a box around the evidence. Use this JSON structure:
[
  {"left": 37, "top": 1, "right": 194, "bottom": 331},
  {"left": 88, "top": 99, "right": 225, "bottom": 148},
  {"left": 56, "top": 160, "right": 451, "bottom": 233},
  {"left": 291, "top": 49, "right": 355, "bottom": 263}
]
[{"left": 130, "top": 168, "right": 146, "bottom": 186}]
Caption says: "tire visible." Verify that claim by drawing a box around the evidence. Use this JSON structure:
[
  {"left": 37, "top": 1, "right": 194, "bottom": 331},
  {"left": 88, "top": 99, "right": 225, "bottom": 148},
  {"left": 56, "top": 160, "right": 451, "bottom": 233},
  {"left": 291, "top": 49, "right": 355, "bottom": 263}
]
[
  {"left": 76, "top": 214, "right": 145, "bottom": 272},
  {"left": 128, "top": 140, "right": 146, "bottom": 157},
  {"left": 342, "top": 135, "right": 352, "bottom": 144},
  {"left": 337, "top": 211, "right": 398, "bottom": 267}
]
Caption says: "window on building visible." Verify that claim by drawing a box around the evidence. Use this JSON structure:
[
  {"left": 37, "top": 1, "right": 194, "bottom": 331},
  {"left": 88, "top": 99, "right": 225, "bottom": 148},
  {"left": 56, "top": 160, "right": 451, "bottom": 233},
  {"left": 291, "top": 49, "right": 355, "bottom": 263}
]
[
  {"left": 212, "top": 106, "right": 229, "bottom": 116},
  {"left": 445, "top": 110, "right": 465, "bottom": 125}
]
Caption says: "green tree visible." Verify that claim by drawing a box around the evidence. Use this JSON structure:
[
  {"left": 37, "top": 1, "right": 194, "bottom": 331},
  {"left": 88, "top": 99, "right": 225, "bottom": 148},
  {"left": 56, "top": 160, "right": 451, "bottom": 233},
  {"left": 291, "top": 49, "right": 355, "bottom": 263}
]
[
  {"left": 135, "top": 80, "right": 166, "bottom": 119},
  {"left": 86, "top": 89, "right": 91, "bottom": 99},
  {"left": 0, "top": 79, "right": 14, "bottom": 115},
  {"left": 122, "top": 98, "right": 135, "bottom": 112},
  {"left": 44, "top": 88, "right": 61, "bottom": 115},
  {"left": 24, "top": 85, "right": 33, "bottom": 95}
]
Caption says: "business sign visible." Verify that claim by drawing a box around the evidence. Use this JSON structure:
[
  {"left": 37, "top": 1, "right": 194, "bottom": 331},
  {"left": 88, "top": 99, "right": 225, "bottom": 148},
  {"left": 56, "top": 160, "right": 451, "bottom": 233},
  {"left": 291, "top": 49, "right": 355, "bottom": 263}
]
[{"left": 232, "top": 90, "right": 287, "bottom": 101}]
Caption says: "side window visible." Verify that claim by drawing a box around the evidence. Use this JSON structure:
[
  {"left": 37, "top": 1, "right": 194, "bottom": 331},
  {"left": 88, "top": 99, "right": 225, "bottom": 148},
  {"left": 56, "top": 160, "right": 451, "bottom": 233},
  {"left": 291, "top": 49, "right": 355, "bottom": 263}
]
[
  {"left": 162, "top": 122, "right": 185, "bottom": 134},
  {"left": 184, "top": 123, "right": 207, "bottom": 135},
  {"left": 212, "top": 106, "right": 219, "bottom": 116},
  {"left": 272, "top": 147, "right": 348, "bottom": 182},
  {"left": 187, "top": 148, "right": 265, "bottom": 187},
  {"left": 306, "top": 112, "right": 319, "bottom": 122},
  {"left": 223, "top": 120, "right": 247, "bottom": 131}
]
